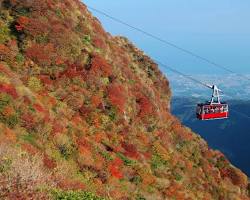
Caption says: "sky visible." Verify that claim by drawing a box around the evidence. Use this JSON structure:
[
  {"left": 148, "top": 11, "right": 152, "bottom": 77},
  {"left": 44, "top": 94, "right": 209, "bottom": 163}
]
[{"left": 83, "top": 1, "right": 250, "bottom": 75}]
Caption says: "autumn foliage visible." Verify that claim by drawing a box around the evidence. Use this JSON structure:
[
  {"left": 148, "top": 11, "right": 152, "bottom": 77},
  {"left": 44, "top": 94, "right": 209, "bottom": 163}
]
[
  {"left": 0, "top": 84, "right": 18, "bottom": 99},
  {"left": 108, "top": 157, "right": 123, "bottom": 179},
  {"left": 89, "top": 54, "right": 112, "bottom": 76},
  {"left": 15, "top": 16, "right": 29, "bottom": 31},
  {"left": 0, "top": 0, "right": 249, "bottom": 199},
  {"left": 25, "top": 43, "right": 56, "bottom": 66},
  {"left": 108, "top": 84, "right": 126, "bottom": 113}
]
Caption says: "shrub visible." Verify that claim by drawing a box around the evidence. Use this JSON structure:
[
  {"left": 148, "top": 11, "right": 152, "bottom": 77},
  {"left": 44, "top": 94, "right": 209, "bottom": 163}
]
[
  {"left": 43, "top": 154, "right": 57, "bottom": 169},
  {"left": 16, "top": 53, "right": 25, "bottom": 63},
  {"left": 89, "top": 54, "right": 112, "bottom": 76},
  {"left": 121, "top": 142, "right": 140, "bottom": 159},
  {"left": 108, "top": 157, "right": 123, "bottom": 179},
  {"left": 25, "top": 43, "right": 56, "bottom": 66},
  {"left": 92, "top": 36, "right": 106, "bottom": 49},
  {"left": 0, "top": 44, "right": 12, "bottom": 61},
  {"left": 136, "top": 95, "right": 153, "bottom": 117},
  {"left": 0, "top": 22, "right": 11, "bottom": 44},
  {"left": 82, "top": 35, "right": 91, "bottom": 45},
  {"left": 151, "top": 153, "right": 168, "bottom": 170},
  {"left": 58, "top": 144, "right": 75, "bottom": 160},
  {"left": 0, "top": 93, "right": 11, "bottom": 111},
  {"left": 51, "top": 190, "right": 106, "bottom": 200},
  {"left": 28, "top": 77, "right": 42, "bottom": 92},
  {"left": 0, "top": 93, "right": 18, "bottom": 128},
  {"left": 55, "top": 9, "right": 63, "bottom": 18},
  {"left": 25, "top": 18, "right": 50, "bottom": 38},
  {"left": 15, "top": 16, "right": 30, "bottom": 31}
]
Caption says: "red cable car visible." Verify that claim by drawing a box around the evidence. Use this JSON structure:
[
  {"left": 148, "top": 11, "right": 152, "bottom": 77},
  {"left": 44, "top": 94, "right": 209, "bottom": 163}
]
[{"left": 196, "top": 85, "right": 229, "bottom": 120}]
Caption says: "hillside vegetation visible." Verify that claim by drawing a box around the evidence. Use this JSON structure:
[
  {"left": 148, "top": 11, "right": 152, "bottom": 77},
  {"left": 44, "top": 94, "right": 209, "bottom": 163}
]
[{"left": 0, "top": 0, "right": 249, "bottom": 199}]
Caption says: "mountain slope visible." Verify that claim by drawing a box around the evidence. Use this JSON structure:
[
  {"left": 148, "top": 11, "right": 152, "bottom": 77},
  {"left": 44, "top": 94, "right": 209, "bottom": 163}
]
[{"left": 0, "top": 0, "right": 249, "bottom": 199}]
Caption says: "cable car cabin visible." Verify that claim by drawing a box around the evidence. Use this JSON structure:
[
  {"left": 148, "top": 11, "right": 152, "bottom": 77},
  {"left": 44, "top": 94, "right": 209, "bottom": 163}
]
[
  {"left": 196, "top": 85, "right": 229, "bottom": 120},
  {"left": 196, "top": 103, "right": 229, "bottom": 120}
]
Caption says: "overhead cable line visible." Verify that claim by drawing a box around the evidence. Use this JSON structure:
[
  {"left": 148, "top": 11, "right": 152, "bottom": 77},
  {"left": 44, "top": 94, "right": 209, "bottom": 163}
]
[
  {"left": 87, "top": 5, "right": 250, "bottom": 82},
  {"left": 155, "top": 60, "right": 250, "bottom": 120},
  {"left": 87, "top": 5, "right": 250, "bottom": 121}
]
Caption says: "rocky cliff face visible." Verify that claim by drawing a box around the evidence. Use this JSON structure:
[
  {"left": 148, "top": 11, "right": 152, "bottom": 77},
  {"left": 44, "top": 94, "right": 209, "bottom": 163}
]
[{"left": 0, "top": 0, "right": 249, "bottom": 199}]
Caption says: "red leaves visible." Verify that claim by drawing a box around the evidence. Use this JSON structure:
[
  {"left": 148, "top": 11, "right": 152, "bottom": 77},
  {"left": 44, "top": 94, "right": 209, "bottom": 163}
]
[
  {"left": 122, "top": 142, "right": 140, "bottom": 159},
  {"left": 59, "top": 62, "right": 84, "bottom": 79},
  {"left": 136, "top": 94, "right": 153, "bottom": 117},
  {"left": 91, "top": 19, "right": 106, "bottom": 36},
  {"left": 15, "top": 16, "right": 30, "bottom": 31},
  {"left": 220, "top": 167, "right": 248, "bottom": 188},
  {"left": 25, "top": 43, "right": 56, "bottom": 66},
  {"left": 108, "top": 84, "right": 126, "bottom": 113},
  {"left": 89, "top": 54, "right": 112, "bottom": 76},
  {"left": 0, "top": 84, "right": 18, "bottom": 99},
  {"left": 21, "top": 113, "right": 35, "bottom": 130},
  {"left": 26, "top": 18, "right": 49, "bottom": 37},
  {"left": 39, "top": 75, "right": 53, "bottom": 86},
  {"left": 108, "top": 157, "right": 123, "bottom": 179},
  {"left": 43, "top": 154, "right": 57, "bottom": 169}
]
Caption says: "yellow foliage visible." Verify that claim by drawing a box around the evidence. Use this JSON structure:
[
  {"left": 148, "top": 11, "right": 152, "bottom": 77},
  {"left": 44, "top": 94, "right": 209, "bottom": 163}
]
[
  {"left": 153, "top": 141, "right": 170, "bottom": 161},
  {"left": 28, "top": 76, "right": 42, "bottom": 92},
  {"left": 0, "top": 73, "right": 10, "bottom": 84}
]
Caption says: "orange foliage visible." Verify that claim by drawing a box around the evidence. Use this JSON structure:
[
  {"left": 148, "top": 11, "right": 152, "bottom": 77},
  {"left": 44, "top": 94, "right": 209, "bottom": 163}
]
[
  {"left": 91, "top": 19, "right": 106, "bottom": 36},
  {"left": 94, "top": 132, "right": 106, "bottom": 143},
  {"left": 15, "top": 16, "right": 30, "bottom": 31},
  {"left": 0, "top": 64, "right": 12, "bottom": 77},
  {"left": 21, "top": 143, "right": 38, "bottom": 155},
  {"left": 91, "top": 95, "right": 102, "bottom": 108},
  {"left": 3, "top": 126, "right": 16, "bottom": 143},
  {"left": 2, "top": 106, "right": 15, "bottom": 117},
  {"left": 92, "top": 113, "right": 100, "bottom": 128},
  {"left": 93, "top": 36, "right": 106, "bottom": 49},
  {"left": 33, "top": 103, "right": 45, "bottom": 113},
  {"left": 72, "top": 114, "right": 83, "bottom": 125},
  {"left": 77, "top": 137, "right": 91, "bottom": 150},
  {"left": 0, "top": 44, "right": 11, "bottom": 60},
  {"left": 21, "top": 113, "right": 36, "bottom": 130},
  {"left": 185, "top": 160, "right": 193, "bottom": 171},
  {"left": 43, "top": 154, "right": 57, "bottom": 169},
  {"left": 89, "top": 54, "right": 112, "bottom": 76},
  {"left": 57, "top": 179, "right": 85, "bottom": 190},
  {"left": 55, "top": 57, "right": 64, "bottom": 65},
  {"left": 136, "top": 94, "right": 153, "bottom": 117},
  {"left": 26, "top": 18, "right": 50, "bottom": 36},
  {"left": 108, "top": 157, "right": 123, "bottom": 179},
  {"left": 121, "top": 142, "right": 140, "bottom": 159},
  {"left": 25, "top": 43, "right": 56, "bottom": 66},
  {"left": 108, "top": 84, "right": 126, "bottom": 113},
  {"left": 164, "top": 183, "right": 182, "bottom": 198},
  {"left": 52, "top": 121, "right": 64, "bottom": 135}
]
